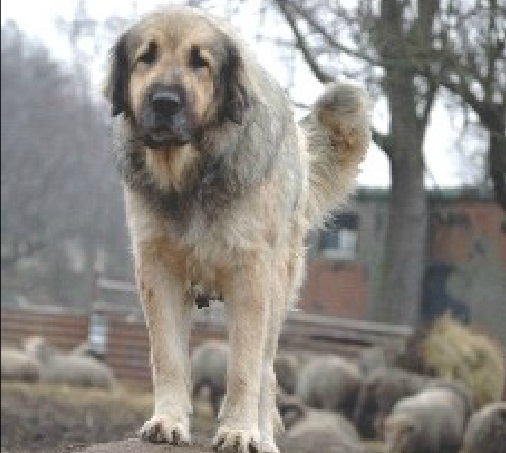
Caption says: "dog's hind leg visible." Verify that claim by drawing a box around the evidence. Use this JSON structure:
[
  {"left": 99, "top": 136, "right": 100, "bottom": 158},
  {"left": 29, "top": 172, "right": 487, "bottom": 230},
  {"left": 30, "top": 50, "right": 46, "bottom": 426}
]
[
  {"left": 134, "top": 238, "right": 193, "bottom": 445},
  {"left": 213, "top": 258, "right": 272, "bottom": 453}
]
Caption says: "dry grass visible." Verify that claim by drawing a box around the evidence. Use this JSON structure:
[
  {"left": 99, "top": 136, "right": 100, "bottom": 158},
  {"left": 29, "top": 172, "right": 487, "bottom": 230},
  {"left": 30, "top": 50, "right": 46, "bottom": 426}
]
[{"left": 422, "top": 314, "right": 506, "bottom": 407}]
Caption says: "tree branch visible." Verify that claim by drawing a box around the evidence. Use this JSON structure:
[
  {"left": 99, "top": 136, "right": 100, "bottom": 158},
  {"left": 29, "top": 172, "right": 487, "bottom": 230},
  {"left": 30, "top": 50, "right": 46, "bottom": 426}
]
[
  {"left": 274, "top": 0, "right": 333, "bottom": 83},
  {"left": 285, "top": 1, "right": 385, "bottom": 68},
  {"left": 274, "top": 1, "right": 396, "bottom": 158},
  {"left": 372, "top": 129, "right": 394, "bottom": 159},
  {"left": 419, "top": 79, "right": 438, "bottom": 129}
]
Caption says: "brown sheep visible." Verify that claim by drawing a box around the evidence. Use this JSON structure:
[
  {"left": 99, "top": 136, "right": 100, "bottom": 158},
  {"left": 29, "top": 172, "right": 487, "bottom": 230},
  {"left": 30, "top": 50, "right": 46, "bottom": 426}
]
[{"left": 353, "top": 367, "right": 431, "bottom": 439}]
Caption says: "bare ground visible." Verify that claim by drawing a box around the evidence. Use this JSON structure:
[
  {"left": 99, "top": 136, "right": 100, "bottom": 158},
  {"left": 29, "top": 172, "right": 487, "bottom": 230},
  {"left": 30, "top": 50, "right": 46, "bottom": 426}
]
[{"left": 1, "top": 382, "right": 385, "bottom": 453}]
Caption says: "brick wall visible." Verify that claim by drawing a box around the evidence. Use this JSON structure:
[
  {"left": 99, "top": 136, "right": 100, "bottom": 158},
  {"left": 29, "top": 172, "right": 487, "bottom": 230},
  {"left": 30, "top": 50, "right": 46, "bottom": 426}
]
[
  {"left": 298, "top": 261, "right": 366, "bottom": 319},
  {"left": 430, "top": 199, "right": 506, "bottom": 263}
]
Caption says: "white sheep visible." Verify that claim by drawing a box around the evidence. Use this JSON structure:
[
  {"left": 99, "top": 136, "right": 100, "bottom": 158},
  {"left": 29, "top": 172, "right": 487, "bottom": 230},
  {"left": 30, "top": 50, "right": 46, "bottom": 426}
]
[
  {"left": 24, "top": 336, "right": 116, "bottom": 390},
  {"left": 1, "top": 345, "right": 40, "bottom": 382}
]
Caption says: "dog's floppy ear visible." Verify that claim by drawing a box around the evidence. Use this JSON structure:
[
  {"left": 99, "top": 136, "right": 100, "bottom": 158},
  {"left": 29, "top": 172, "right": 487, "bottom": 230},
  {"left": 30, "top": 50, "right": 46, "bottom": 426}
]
[
  {"left": 104, "top": 33, "right": 130, "bottom": 117},
  {"left": 222, "top": 43, "right": 250, "bottom": 124}
]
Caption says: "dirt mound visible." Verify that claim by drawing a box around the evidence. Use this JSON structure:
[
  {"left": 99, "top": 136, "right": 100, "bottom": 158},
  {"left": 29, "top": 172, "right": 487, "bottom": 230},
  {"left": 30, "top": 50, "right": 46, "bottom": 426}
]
[
  {"left": 77, "top": 438, "right": 213, "bottom": 453},
  {"left": 1, "top": 382, "right": 385, "bottom": 453},
  {"left": 1, "top": 382, "right": 151, "bottom": 452}
]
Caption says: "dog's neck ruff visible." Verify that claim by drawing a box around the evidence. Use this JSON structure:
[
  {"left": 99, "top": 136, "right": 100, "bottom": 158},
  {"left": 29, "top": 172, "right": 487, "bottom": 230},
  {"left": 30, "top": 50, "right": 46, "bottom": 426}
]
[{"left": 112, "top": 113, "right": 278, "bottom": 234}]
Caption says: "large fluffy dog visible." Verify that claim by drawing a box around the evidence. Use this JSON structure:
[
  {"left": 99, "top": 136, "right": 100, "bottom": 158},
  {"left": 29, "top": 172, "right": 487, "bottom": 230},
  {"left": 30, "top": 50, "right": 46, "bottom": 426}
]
[{"left": 105, "top": 7, "right": 369, "bottom": 453}]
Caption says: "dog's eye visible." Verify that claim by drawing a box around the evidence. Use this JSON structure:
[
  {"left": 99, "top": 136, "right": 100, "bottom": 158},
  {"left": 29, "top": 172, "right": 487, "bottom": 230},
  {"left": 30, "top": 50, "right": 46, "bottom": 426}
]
[
  {"left": 189, "top": 46, "right": 208, "bottom": 70},
  {"left": 139, "top": 41, "right": 157, "bottom": 65}
]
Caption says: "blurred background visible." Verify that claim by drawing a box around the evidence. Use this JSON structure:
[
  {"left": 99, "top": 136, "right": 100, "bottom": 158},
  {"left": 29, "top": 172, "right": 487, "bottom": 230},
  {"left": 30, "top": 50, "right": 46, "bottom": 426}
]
[{"left": 1, "top": 1, "right": 505, "bottom": 452}]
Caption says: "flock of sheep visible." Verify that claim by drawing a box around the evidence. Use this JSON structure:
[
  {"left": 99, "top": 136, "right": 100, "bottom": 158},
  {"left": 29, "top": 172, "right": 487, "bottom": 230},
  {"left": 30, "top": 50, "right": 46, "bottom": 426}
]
[
  {"left": 192, "top": 315, "right": 506, "bottom": 453},
  {"left": 1, "top": 314, "right": 505, "bottom": 453}
]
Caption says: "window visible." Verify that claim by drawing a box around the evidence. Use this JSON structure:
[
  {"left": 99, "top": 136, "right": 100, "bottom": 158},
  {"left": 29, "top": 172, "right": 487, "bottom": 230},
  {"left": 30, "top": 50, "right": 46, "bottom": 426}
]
[{"left": 319, "top": 213, "right": 359, "bottom": 262}]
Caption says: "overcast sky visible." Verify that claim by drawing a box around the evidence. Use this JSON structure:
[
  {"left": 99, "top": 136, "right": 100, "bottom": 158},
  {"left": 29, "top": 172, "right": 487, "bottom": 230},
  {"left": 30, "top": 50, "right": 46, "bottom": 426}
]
[{"left": 1, "top": 0, "right": 484, "bottom": 188}]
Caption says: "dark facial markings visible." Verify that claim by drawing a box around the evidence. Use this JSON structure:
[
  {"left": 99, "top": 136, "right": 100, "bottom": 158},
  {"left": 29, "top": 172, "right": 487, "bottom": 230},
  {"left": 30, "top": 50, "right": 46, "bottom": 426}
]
[
  {"left": 138, "top": 40, "right": 158, "bottom": 66},
  {"left": 189, "top": 45, "right": 209, "bottom": 72},
  {"left": 107, "top": 33, "right": 130, "bottom": 117}
]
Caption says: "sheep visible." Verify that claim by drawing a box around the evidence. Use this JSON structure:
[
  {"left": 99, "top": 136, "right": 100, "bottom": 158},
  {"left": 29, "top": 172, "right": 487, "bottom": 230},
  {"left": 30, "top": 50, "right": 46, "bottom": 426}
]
[
  {"left": 280, "top": 408, "right": 365, "bottom": 453},
  {"left": 191, "top": 341, "right": 300, "bottom": 416},
  {"left": 276, "top": 391, "right": 306, "bottom": 430},
  {"left": 295, "top": 355, "right": 362, "bottom": 418},
  {"left": 24, "top": 336, "right": 116, "bottom": 389},
  {"left": 353, "top": 367, "right": 431, "bottom": 439},
  {"left": 383, "top": 380, "right": 472, "bottom": 453},
  {"left": 357, "top": 345, "right": 401, "bottom": 376},
  {"left": 1, "top": 345, "right": 40, "bottom": 382},
  {"left": 191, "top": 340, "right": 228, "bottom": 416},
  {"left": 461, "top": 401, "right": 506, "bottom": 453},
  {"left": 273, "top": 352, "right": 298, "bottom": 395}
]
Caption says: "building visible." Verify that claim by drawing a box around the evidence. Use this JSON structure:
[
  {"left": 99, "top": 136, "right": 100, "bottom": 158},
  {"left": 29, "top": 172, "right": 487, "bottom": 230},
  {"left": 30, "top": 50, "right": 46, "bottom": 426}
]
[{"left": 299, "top": 187, "right": 506, "bottom": 344}]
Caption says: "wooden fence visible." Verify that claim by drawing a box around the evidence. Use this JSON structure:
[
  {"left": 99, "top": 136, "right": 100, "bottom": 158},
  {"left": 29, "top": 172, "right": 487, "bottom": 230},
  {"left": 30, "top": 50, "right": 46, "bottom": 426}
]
[
  {"left": 1, "top": 307, "right": 89, "bottom": 350},
  {"left": 1, "top": 306, "right": 412, "bottom": 386}
]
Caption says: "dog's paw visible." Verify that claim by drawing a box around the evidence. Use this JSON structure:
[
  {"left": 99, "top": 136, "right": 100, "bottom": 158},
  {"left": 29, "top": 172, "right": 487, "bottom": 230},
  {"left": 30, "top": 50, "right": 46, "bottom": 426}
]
[
  {"left": 212, "top": 427, "right": 260, "bottom": 453},
  {"left": 139, "top": 415, "right": 190, "bottom": 444}
]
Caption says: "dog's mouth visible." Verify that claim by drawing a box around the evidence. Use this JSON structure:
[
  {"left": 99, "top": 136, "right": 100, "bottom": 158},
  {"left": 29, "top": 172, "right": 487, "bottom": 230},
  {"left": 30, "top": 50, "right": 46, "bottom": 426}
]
[
  {"left": 140, "top": 84, "right": 196, "bottom": 150},
  {"left": 142, "top": 127, "right": 192, "bottom": 149}
]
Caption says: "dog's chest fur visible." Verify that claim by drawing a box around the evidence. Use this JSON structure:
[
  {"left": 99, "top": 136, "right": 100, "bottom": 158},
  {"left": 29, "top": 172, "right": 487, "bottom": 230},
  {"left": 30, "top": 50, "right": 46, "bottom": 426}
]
[
  {"left": 123, "top": 149, "right": 305, "bottom": 308},
  {"left": 125, "top": 193, "right": 270, "bottom": 310}
]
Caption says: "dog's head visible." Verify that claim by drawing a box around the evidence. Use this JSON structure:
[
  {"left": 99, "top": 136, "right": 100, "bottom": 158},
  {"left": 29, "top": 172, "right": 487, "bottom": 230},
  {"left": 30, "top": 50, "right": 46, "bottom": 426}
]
[{"left": 105, "top": 8, "right": 251, "bottom": 149}]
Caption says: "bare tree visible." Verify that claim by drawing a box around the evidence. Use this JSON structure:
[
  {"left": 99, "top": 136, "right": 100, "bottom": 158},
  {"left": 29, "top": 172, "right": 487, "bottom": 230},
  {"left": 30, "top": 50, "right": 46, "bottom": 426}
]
[
  {"left": 1, "top": 23, "right": 129, "bottom": 306},
  {"left": 427, "top": 0, "right": 506, "bottom": 209},
  {"left": 271, "top": 0, "right": 445, "bottom": 325}
]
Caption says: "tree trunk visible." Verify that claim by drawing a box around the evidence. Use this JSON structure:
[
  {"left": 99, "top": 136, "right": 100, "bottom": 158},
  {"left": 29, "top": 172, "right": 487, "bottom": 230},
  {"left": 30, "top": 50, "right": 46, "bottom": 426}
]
[
  {"left": 374, "top": 75, "right": 427, "bottom": 325},
  {"left": 370, "top": 0, "right": 429, "bottom": 326},
  {"left": 377, "top": 150, "right": 427, "bottom": 325},
  {"left": 487, "top": 109, "right": 506, "bottom": 212}
]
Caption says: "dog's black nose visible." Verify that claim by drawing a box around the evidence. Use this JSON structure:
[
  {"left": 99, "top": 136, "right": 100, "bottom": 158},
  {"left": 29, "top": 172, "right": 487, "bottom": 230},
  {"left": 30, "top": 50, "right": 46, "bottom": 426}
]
[{"left": 151, "top": 88, "right": 184, "bottom": 113}]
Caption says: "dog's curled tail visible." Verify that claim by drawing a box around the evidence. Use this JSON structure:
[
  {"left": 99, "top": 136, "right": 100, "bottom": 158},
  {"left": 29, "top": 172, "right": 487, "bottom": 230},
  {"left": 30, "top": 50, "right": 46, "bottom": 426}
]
[{"left": 300, "top": 82, "right": 370, "bottom": 227}]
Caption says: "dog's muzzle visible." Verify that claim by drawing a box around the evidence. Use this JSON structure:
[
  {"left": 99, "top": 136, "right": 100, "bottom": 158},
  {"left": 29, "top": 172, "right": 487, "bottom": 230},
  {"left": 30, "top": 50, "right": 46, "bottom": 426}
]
[{"left": 141, "top": 83, "right": 193, "bottom": 148}]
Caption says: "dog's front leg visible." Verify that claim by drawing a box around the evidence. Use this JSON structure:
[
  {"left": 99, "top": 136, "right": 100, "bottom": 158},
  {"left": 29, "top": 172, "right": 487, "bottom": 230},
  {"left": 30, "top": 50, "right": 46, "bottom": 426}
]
[
  {"left": 258, "top": 287, "right": 286, "bottom": 453},
  {"left": 134, "top": 238, "right": 193, "bottom": 444},
  {"left": 213, "top": 260, "right": 270, "bottom": 453}
]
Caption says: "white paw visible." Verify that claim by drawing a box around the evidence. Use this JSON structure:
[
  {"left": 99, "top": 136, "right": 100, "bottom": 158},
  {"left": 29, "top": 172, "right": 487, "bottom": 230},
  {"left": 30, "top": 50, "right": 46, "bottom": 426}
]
[
  {"left": 213, "top": 426, "right": 261, "bottom": 453},
  {"left": 139, "top": 415, "right": 190, "bottom": 444}
]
